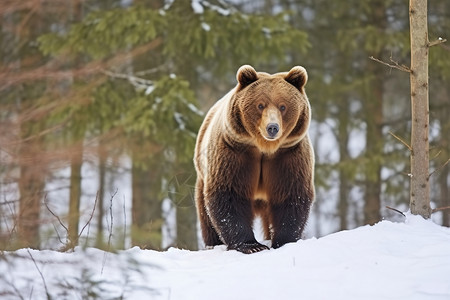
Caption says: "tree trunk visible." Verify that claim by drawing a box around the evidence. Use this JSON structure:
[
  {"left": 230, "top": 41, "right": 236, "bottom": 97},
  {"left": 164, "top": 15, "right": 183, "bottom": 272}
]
[
  {"left": 172, "top": 172, "right": 198, "bottom": 250},
  {"left": 364, "top": 67, "right": 384, "bottom": 225},
  {"left": 96, "top": 144, "right": 106, "bottom": 248},
  {"left": 66, "top": 0, "right": 86, "bottom": 248},
  {"left": 337, "top": 107, "right": 350, "bottom": 230},
  {"left": 439, "top": 169, "right": 449, "bottom": 226},
  {"left": 176, "top": 205, "right": 197, "bottom": 250},
  {"left": 409, "top": 0, "right": 431, "bottom": 218},
  {"left": 131, "top": 159, "right": 162, "bottom": 249},
  {"left": 68, "top": 143, "right": 83, "bottom": 247},
  {"left": 363, "top": 3, "right": 386, "bottom": 226},
  {"left": 18, "top": 135, "right": 45, "bottom": 249}
]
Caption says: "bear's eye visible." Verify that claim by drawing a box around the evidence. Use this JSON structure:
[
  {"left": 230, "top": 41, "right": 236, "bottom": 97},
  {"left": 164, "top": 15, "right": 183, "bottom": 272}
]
[
  {"left": 258, "top": 104, "right": 264, "bottom": 110},
  {"left": 280, "top": 105, "right": 286, "bottom": 112}
]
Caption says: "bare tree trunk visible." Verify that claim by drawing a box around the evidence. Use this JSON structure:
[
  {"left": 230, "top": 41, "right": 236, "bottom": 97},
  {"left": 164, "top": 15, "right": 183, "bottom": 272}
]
[
  {"left": 364, "top": 65, "right": 383, "bottom": 226},
  {"left": 18, "top": 135, "right": 45, "bottom": 249},
  {"left": 67, "top": 0, "right": 86, "bottom": 247},
  {"left": 68, "top": 143, "right": 83, "bottom": 247},
  {"left": 439, "top": 169, "right": 449, "bottom": 226},
  {"left": 131, "top": 159, "right": 162, "bottom": 249},
  {"left": 363, "top": 3, "right": 386, "bottom": 226},
  {"left": 173, "top": 172, "right": 198, "bottom": 250},
  {"left": 96, "top": 144, "right": 106, "bottom": 248},
  {"left": 337, "top": 108, "right": 350, "bottom": 230},
  {"left": 409, "top": 0, "right": 431, "bottom": 218}
]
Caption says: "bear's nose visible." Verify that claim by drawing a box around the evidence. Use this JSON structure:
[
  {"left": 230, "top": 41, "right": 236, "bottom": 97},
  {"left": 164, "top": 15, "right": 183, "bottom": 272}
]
[{"left": 266, "top": 123, "right": 279, "bottom": 138}]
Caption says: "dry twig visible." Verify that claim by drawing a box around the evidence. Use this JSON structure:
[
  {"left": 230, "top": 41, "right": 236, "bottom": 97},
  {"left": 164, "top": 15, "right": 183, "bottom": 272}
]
[
  {"left": 428, "top": 158, "right": 450, "bottom": 179},
  {"left": 43, "top": 195, "right": 68, "bottom": 233},
  {"left": 27, "top": 249, "right": 51, "bottom": 300},
  {"left": 369, "top": 55, "right": 411, "bottom": 73},
  {"left": 386, "top": 206, "right": 406, "bottom": 217},
  {"left": 78, "top": 190, "right": 99, "bottom": 240},
  {"left": 388, "top": 131, "right": 412, "bottom": 151},
  {"left": 432, "top": 206, "right": 450, "bottom": 214},
  {"left": 102, "top": 188, "right": 118, "bottom": 274}
]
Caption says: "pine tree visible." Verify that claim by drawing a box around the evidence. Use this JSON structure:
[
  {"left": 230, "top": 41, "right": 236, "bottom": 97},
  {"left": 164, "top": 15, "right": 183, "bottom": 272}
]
[{"left": 35, "top": 0, "right": 308, "bottom": 249}]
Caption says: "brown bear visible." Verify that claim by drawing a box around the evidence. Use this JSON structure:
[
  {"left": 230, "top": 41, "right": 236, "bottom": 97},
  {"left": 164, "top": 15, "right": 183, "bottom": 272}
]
[{"left": 194, "top": 65, "right": 315, "bottom": 254}]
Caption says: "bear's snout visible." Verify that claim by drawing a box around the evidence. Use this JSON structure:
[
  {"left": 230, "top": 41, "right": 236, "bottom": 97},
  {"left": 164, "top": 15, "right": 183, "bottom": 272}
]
[{"left": 266, "top": 123, "right": 279, "bottom": 138}]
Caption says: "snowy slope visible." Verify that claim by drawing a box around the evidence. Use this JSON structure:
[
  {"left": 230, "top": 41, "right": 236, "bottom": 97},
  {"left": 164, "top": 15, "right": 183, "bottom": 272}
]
[{"left": 1, "top": 214, "right": 450, "bottom": 300}]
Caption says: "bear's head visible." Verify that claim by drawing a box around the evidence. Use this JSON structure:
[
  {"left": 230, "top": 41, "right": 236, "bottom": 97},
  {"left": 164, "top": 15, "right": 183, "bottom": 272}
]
[{"left": 227, "top": 65, "right": 311, "bottom": 154}]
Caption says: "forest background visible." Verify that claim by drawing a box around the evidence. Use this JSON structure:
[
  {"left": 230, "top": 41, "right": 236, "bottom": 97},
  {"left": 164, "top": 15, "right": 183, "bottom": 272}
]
[{"left": 0, "top": 0, "right": 449, "bottom": 251}]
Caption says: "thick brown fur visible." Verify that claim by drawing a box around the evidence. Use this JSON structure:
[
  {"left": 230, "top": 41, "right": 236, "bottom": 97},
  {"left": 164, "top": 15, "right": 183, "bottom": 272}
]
[{"left": 194, "top": 65, "right": 315, "bottom": 254}]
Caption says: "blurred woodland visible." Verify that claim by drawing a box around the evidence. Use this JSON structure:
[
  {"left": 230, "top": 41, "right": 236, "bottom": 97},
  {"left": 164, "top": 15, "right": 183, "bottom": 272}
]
[{"left": 0, "top": 0, "right": 449, "bottom": 251}]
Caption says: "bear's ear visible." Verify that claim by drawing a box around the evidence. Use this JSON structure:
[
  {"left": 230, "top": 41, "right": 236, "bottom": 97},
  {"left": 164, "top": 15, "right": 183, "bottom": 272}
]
[
  {"left": 236, "top": 65, "right": 258, "bottom": 88},
  {"left": 284, "top": 66, "right": 308, "bottom": 91}
]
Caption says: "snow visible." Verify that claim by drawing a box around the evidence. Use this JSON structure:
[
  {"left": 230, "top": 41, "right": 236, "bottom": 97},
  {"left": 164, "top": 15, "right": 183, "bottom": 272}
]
[
  {"left": 201, "top": 22, "right": 211, "bottom": 31},
  {"left": 174, "top": 112, "right": 186, "bottom": 130},
  {"left": 1, "top": 214, "right": 450, "bottom": 300},
  {"left": 145, "top": 84, "right": 155, "bottom": 95},
  {"left": 187, "top": 102, "right": 204, "bottom": 115},
  {"left": 201, "top": 0, "right": 232, "bottom": 16},
  {"left": 191, "top": 0, "right": 204, "bottom": 14}
]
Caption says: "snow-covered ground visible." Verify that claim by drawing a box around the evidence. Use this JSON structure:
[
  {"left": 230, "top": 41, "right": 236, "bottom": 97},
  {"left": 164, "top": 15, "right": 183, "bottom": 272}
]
[{"left": 1, "top": 214, "right": 449, "bottom": 300}]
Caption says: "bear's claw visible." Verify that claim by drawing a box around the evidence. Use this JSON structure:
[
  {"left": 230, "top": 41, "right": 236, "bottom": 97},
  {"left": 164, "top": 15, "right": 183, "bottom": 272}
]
[{"left": 229, "top": 242, "right": 269, "bottom": 254}]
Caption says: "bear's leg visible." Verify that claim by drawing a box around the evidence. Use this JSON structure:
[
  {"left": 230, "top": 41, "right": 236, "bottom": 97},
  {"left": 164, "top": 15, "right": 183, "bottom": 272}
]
[
  {"left": 195, "top": 179, "right": 223, "bottom": 247},
  {"left": 207, "top": 189, "right": 269, "bottom": 254},
  {"left": 270, "top": 197, "right": 311, "bottom": 249}
]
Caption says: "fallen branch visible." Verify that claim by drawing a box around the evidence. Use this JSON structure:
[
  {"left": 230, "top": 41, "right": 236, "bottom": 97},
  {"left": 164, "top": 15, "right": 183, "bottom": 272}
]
[
  {"left": 386, "top": 206, "right": 406, "bottom": 217},
  {"left": 369, "top": 55, "right": 411, "bottom": 73}
]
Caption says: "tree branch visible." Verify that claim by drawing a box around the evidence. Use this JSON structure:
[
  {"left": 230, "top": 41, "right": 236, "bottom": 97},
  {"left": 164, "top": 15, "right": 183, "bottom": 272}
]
[
  {"left": 389, "top": 131, "right": 412, "bottom": 151},
  {"left": 428, "top": 158, "right": 450, "bottom": 179},
  {"left": 43, "top": 195, "right": 68, "bottom": 233},
  {"left": 386, "top": 206, "right": 406, "bottom": 217},
  {"left": 432, "top": 206, "right": 450, "bottom": 214},
  {"left": 369, "top": 55, "right": 411, "bottom": 73},
  {"left": 428, "top": 37, "right": 447, "bottom": 47},
  {"left": 102, "top": 188, "right": 117, "bottom": 274},
  {"left": 27, "top": 249, "right": 51, "bottom": 300},
  {"left": 0, "top": 38, "right": 162, "bottom": 91},
  {"left": 430, "top": 150, "right": 442, "bottom": 161},
  {"left": 78, "top": 190, "right": 99, "bottom": 239},
  {"left": 101, "top": 69, "right": 154, "bottom": 87}
]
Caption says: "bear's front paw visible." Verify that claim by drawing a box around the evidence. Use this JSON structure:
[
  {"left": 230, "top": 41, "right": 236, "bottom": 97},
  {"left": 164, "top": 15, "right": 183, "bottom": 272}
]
[{"left": 229, "top": 241, "right": 269, "bottom": 254}]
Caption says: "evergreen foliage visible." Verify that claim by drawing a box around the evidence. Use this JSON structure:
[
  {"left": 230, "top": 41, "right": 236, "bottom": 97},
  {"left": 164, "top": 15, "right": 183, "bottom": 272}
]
[
  {"left": 0, "top": 0, "right": 308, "bottom": 249},
  {"left": 0, "top": 0, "right": 448, "bottom": 250}
]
